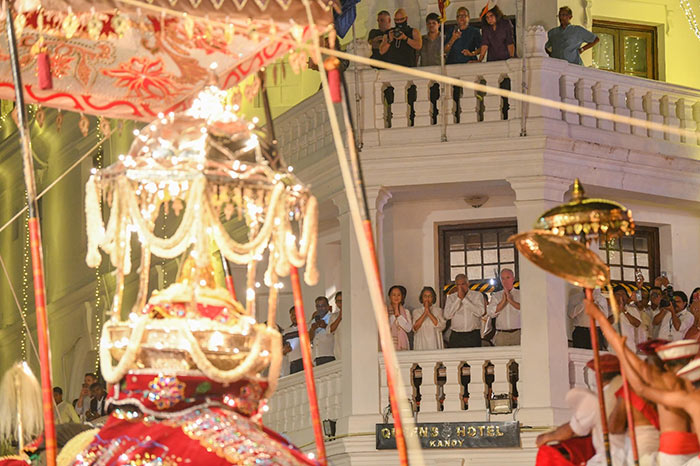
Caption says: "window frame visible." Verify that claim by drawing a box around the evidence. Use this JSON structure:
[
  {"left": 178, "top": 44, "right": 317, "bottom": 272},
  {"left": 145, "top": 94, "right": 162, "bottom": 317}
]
[
  {"left": 437, "top": 220, "right": 519, "bottom": 307},
  {"left": 598, "top": 225, "right": 660, "bottom": 283},
  {"left": 592, "top": 19, "right": 659, "bottom": 80}
]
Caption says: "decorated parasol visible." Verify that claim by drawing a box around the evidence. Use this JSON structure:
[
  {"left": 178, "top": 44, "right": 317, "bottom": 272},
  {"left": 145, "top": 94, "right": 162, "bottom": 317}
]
[
  {"left": 0, "top": 0, "right": 337, "bottom": 120},
  {"left": 511, "top": 178, "right": 638, "bottom": 466},
  {"left": 0, "top": 0, "right": 336, "bottom": 464}
]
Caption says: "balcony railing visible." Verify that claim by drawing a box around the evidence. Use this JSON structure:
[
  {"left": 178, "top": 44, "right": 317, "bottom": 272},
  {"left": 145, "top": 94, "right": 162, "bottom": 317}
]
[
  {"left": 264, "top": 359, "right": 342, "bottom": 436},
  {"left": 379, "top": 347, "right": 521, "bottom": 422},
  {"left": 275, "top": 54, "right": 700, "bottom": 166}
]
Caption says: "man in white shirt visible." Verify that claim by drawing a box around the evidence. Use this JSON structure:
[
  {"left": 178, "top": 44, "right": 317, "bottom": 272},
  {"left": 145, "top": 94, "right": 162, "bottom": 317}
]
[
  {"left": 309, "top": 296, "right": 336, "bottom": 366},
  {"left": 656, "top": 291, "right": 693, "bottom": 341},
  {"left": 331, "top": 291, "right": 342, "bottom": 360},
  {"left": 613, "top": 286, "right": 642, "bottom": 352},
  {"left": 443, "top": 274, "right": 486, "bottom": 347},
  {"left": 487, "top": 269, "right": 520, "bottom": 346},
  {"left": 74, "top": 372, "right": 97, "bottom": 421},
  {"left": 53, "top": 386, "right": 80, "bottom": 424},
  {"left": 283, "top": 306, "right": 303, "bottom": 374},
  {"left": 569, "top": 288, "right": 609, "bottom": 349},
  {"left": 536, "top": 354, "right": 627, "bottom": 465}
]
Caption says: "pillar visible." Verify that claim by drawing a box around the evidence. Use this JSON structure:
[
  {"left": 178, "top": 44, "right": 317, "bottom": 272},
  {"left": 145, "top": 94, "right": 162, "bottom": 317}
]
[
  {"left": 333, "top": 186, "right": 392, "bottom": 436},
  {"left": 507, "top": 175, "right": 572, "bottom": 426}
]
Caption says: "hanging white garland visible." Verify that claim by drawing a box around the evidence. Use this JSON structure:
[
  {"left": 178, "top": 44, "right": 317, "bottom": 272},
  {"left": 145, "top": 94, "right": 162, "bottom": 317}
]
[{"left": 681, "top": 0, "right": 700, "bottom": 41}]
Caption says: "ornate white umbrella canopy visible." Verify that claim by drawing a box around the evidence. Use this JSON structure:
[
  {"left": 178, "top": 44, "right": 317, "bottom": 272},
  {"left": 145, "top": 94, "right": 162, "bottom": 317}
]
[{"left": 0, "top": 0, "right": 336, "bottom": 120}]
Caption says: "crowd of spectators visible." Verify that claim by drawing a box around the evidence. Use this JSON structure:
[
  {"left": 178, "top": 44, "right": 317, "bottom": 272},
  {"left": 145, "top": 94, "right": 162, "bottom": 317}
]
[
  {"left": 50, "top": 372, "right": 108, "bottom": 425},
  {"left": 568, "top": 274, "right": 700, "bottom": 353},
  {"left": 388, "top": 269, "right": 521, "bottom": 351},
  {"left": 366, "top": 6, "right": 597, "bottom": 126}
]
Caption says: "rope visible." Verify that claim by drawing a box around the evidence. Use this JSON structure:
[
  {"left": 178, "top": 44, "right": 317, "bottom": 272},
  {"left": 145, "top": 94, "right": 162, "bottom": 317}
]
[
  {"left": 0, "top": 251, "right": 40, "bottom": 363},
  {"left": 0, "top": 127, "right": 115, "bottom": 236}
]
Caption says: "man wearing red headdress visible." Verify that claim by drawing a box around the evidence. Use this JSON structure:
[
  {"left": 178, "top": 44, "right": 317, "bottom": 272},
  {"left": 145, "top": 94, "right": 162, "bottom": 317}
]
[
  {"left": 535, "top": 354, "right": 627, "bottom": 465},
  {"left": 586, "top": 299, "right": 700, "bottom": 466}
]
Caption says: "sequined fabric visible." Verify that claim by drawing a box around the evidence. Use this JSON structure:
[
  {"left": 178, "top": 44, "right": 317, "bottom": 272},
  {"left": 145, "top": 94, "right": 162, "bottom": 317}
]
[{"left": 71, "top": 407, "right": 316, "bottom": 466}]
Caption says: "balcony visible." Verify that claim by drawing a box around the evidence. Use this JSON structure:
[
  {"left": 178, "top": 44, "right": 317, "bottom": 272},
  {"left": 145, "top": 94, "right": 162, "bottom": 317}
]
[{"left": 275, "top": 36, "right": 700, "bottom": 196}]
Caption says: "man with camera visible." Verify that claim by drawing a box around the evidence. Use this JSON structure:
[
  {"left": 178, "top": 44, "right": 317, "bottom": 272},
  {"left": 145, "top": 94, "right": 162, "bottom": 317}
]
[
  {"left": 655, "top": 280, "right": 692, "bottom": 341},
  {"left": 309, "top": 296, "right": 337, "bottom": 366},
  {"left": 378, "top": 9, "right": 422, "bottom": 67}
]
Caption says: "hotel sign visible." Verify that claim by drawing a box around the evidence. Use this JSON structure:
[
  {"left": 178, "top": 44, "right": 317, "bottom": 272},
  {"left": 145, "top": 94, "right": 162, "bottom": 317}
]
[{"left": 375, "top": 422, "right": 520, "bottom": 450}]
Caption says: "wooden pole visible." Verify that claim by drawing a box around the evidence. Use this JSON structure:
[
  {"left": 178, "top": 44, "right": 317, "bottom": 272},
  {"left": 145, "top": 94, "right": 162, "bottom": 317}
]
[
  {"left": 585, "top": 289, "right": 612, "bottom": 466},
  {"left": 290, "top": 266, "right": 327, "bottom": 465},
  {"left": 5, "top": 4, "right": 57, "bottom": 465}
]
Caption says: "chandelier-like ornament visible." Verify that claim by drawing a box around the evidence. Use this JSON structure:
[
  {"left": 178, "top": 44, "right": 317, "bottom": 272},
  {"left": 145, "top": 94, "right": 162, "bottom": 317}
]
[{"left": 84, "top": 86, "right": 318, "bottom": 399}]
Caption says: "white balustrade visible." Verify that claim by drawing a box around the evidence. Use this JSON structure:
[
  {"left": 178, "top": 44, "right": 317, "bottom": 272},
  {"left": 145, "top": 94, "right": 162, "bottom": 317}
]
[
  {"left": 273, "top": 57, "right": 700, "bottom": 167},
  {"left": 264, "top": 360, "right": 342, "bottom": 435},
  {"left": 378, "top": 347, "right": 521, "bottom": 423}
]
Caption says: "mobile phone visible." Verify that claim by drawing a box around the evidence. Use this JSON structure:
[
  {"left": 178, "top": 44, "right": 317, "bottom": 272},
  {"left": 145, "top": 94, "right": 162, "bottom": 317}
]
[
  {"left": 661, "top": 271, "right": 668, "bottom": 278},
  {"left": 636, "top": 290, "right": 642, "bottom": 301}
]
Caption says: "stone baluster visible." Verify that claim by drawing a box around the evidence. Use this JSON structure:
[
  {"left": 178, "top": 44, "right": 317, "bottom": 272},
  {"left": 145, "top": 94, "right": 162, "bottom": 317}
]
[
  {"left": 676, "top": 98, "right": 698, "bottom": 145},
  {"left": 643, "top": 92, "right": 664, "bottom": 140},
  {"left": 392, "top": 80, "right": 410, "bottom": 128},
  {"left": 592, "top": 81, "right": 614, "bottom": 131},
  {"left": 660, "top": 95, "right": 681, "bottom": 143},
  {"left": 413, "top": 80, "right": 432, "bottom": 127},
  {"left": 442, "top": 359, "right": 462, "bottom": 412},
  {"left": 626, "top": 88, "right": 647, "bottom": 137},
  {"left": 610, "top": 85, "right": 631, "bottom": 134},
  {"left": 460, "top": 79, "right": 479, "bottom": 124},
  {"left": 559, "top": 75, "right": 579, "bottom": 124},
  {"left": 574, "top": 78, "right": 596, "bottom": 128},
  {"left": 483, "top": 73, "right": 503, "bottom": 122},
  {"left": 375, "top": 81, "right": 388, "bottom": 129},
  {"left": 421, "top": 361, "right": 439, "bottom": 413},
  {"left": 490, "top": 358, "right": 511, "bottom": 399}
]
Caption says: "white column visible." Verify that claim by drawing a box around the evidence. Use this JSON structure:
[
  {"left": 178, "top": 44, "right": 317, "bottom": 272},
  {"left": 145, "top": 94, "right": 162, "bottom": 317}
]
[
  {"left": 507, "top": 175, "right": 572, "bottom": 426},
  {"left": 333, "top": 188, "right": 390, "bottom": 435}
]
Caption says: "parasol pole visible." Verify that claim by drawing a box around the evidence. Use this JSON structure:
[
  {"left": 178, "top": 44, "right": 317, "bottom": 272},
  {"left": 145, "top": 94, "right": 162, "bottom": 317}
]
[
  {"left": 290, "top": 266, "right": 327, "bottom": 464},
  {"left": 613, "top": 309, "right": 640, "bottom": 465},
  {"left": 585, "top": 289, "right": 612, "bottom": 466},
  {"left": 257, "top": 67, "right": 326, "bottom": 463},
  {"left": 5, "top": 4, "right": 57, "bottom": 466}
]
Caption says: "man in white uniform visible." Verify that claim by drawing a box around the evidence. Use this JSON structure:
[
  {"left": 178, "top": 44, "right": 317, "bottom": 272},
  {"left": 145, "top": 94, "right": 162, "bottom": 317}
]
[
  {"left": 486, "top": 268, "right": 520, "bottom": 346},
  {"left": 283, "top": 306, "right": 303, "bottom": 374},
  {"left": 443, "top": 274, "right": 486, "bottom": 347}
]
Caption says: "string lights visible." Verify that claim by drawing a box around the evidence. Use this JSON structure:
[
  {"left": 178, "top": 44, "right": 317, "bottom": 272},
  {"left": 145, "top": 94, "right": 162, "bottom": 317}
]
[
  {"left": 681, "top": 0, "right": 700, "bottom": 41},
  {"left": 20, "top": 210, "right": 29, "bottom": 361},
  {"left": 93, "top": 119, "right": 105, "bottom": 374}
]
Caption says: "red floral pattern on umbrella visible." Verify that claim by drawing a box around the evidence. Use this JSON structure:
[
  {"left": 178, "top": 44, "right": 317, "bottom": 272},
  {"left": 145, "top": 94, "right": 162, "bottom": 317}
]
[{"left": 102, "top": 57, "right": 187, "bottom": 100}]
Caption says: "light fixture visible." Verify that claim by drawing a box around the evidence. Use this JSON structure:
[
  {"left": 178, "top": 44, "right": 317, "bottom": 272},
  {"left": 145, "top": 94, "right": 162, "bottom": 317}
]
[
  {"left": 488, "top": 394, "right": 513, "bottom": 415},
  {"left": 465, "top": 195, "right": 489, "bottom": 208},
  {"left": 322, "top": 419, "right": 337, "bottom": 440}
]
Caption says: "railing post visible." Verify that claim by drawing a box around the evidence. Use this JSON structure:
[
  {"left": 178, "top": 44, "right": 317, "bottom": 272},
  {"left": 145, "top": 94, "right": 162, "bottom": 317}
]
[
  {"left": 442, "top": 360, "right": 462, "bottom": 412},
  {"left": 660, "top": 95, "right": 681, "bottom": 143},
  {"left": 610, "top": 85, "right": 631, "bottom": 134},
  {"left": 593, "top": 81, "right": 614, "bottom": 131},
  {"left": 559, "top": 75, "right": 579, "bottom": 124},
  {"left": 676, "top": 98, "right": 698, "bottom": 145},
  {"left": 627, "top": 88, "right": 647, "bottom": 137},
  {"left": 575, "top": 78, "right": 596, "bottom": 128},
  {"left": 643, "top": 91, "right": 664, "bottom": 140},
  {"left": 421, "top": 360, "right": 440, "bottom": 413},
  {"left": 483, "top": 73, "right": 503, "bottom": 122},
  {"left": 413, "top": 80, "right": 432, "bottom": 127}
]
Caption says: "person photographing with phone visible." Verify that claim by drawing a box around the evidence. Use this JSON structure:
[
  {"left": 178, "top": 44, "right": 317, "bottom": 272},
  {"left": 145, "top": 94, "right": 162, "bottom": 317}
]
[{"left": 309, "top": 296, "right": 338, "bottom": 366}]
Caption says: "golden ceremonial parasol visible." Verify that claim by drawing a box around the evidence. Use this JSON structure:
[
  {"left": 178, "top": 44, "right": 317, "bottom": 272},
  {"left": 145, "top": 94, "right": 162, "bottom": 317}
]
[{"left": 510, "top": 178, "right": 638, "bottom": 466}]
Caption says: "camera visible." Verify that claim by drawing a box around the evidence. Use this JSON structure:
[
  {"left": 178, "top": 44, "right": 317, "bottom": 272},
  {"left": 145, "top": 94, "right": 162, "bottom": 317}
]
[
  {"left": 391, "top": 23, "right": 411, "bottom": 39},
  {"left": 660, "top": 285, "right": 674, "bottom": 309}
]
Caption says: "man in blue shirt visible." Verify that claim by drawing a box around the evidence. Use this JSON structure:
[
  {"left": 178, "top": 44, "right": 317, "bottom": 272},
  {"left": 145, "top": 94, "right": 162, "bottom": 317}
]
[
  {"left": 545, "top": 6, "right": 599, "bottom": 65},
  {"left": 444, "top": 7, "right": 481, "bottom": 65}
]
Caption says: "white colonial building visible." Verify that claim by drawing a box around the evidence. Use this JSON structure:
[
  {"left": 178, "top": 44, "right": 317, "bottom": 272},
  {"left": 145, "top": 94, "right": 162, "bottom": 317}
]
[{"left": 0, "top": 0, "right": 699, "bottom": 464}]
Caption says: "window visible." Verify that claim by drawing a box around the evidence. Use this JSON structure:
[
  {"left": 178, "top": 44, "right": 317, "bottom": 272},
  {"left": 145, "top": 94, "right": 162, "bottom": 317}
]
[
  {"left": 592, "top": 20, "right": 658, "bottom": 80},
  {"left": 438, "top": 222, "right": 518, "bottom": 305},
  {"left": 595, "top": 226, "right": 660, "bottom": 283}
]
